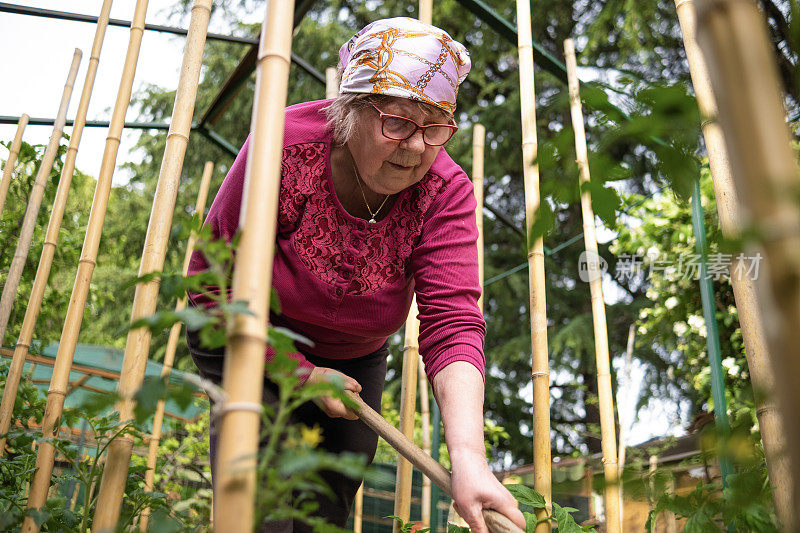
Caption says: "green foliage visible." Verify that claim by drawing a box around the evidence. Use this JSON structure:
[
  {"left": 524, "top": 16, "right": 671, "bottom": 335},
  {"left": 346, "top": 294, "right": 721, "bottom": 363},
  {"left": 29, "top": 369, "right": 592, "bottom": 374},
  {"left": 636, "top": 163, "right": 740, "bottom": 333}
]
[
  {"left": 646, "top": 471, "right": 778, "bottom": 533},
  {"left": 611, "top": 169, "right": 750, "bottom": 420},
  {"left": 641, "top": 414, "right": 780, "bottom": 532},
  {"left": 504, "top": 484, "right": 595, "bottom": 532},
  {"left": 389, "top": 514, "right": 430, "bottom": 532},
  {"left": 0, "top": 137, "right": 90, "bottom": 351}
]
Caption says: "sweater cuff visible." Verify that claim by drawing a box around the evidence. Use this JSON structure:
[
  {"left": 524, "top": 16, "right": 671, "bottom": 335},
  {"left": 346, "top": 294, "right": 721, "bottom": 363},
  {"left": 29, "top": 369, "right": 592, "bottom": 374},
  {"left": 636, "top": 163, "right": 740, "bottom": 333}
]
[
  {"left": 424, "top": 346, "right": 485, "bottom": 383},
  {"left": 265, "top": 345, "right": 316, "bottom": 385}
]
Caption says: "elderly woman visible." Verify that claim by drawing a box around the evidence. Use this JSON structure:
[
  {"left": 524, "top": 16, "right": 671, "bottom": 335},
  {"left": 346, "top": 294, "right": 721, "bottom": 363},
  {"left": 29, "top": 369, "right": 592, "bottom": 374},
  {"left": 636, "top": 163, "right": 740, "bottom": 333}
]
[{"left": 187, "top": 17, "right": 526, "bottom": 533}]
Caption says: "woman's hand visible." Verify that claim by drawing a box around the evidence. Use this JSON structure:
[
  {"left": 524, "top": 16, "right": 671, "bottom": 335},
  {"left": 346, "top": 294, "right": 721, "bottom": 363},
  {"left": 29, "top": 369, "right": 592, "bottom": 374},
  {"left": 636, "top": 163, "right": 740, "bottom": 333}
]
[
  {"left": 305, "top": 366, "right": 362, "bottom": 420},
  {"left": 450, "top": 448, "right": 527, "bottom": 533}
]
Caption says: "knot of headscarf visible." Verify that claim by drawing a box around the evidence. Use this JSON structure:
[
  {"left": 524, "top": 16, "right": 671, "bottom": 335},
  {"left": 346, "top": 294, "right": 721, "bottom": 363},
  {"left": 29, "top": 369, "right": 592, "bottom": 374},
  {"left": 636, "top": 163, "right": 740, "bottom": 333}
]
[{"left": 338, "top": 17, "right": 471, "bottom": 114}]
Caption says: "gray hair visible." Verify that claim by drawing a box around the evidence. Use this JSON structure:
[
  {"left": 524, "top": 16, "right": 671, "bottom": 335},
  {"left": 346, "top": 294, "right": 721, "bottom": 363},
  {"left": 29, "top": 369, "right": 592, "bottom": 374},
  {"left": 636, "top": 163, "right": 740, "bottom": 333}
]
[{"left": 322, "top": 92, "right": 453, "bottom": 145}]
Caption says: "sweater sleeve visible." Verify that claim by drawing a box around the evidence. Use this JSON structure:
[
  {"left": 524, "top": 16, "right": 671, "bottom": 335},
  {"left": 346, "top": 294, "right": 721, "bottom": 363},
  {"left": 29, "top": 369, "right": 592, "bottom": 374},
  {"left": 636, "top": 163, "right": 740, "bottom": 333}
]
[
  {"left": 187, "top": 134, "right": 316, "bottom": 383},
  {"left": 410, "top": 171, "right": 486, "bottom": 383}
]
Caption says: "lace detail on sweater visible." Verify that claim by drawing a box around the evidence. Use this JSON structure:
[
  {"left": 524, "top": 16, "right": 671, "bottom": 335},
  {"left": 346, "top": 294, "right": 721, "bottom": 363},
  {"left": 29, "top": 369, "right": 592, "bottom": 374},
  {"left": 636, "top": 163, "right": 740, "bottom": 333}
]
[{"left": 279, "top": 142, "right": 445, "bottom": 295}]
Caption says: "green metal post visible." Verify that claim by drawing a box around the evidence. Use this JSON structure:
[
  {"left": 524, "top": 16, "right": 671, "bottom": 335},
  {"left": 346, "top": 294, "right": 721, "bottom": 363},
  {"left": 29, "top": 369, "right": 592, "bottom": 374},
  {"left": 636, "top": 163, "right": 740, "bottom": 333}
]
[
  {"left": 430, "top": 401, "right": 442, "bottom": 532},
  {"left": 690, "top": 177, "right": 733, "bottom": 486}
]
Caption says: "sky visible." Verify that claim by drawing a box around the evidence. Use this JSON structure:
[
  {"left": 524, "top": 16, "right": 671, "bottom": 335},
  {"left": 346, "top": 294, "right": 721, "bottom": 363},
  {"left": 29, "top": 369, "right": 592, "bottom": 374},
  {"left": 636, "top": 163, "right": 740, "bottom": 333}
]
[
  {"left": 0, "top": 0, "right": 257, "bottom": 185},
  {"left": 0, "top": 1, "right": 687, "bottom": 449}
]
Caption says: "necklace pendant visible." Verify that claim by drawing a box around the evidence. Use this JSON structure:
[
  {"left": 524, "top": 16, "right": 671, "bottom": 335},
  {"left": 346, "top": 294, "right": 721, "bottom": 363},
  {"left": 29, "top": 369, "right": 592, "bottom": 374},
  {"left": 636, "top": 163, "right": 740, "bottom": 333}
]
[{"left": 368, "top": 217, "right": 376, "bottom": 223}]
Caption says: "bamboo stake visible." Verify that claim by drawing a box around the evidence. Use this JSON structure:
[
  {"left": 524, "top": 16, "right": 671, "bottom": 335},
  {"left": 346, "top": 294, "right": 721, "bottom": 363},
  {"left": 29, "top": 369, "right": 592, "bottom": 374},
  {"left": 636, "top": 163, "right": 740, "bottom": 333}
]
[
  {"left": 347, "top": 390, "right": 524, "bottom": 533},
  {"left": 22, "top": 3, "right": 149, "bottom": 531},
  {"left": 446, "top": 123, "right": 487, "bottom": 529},
  {"left": 325, "top": 67, "right": 338, "bottom": 99},
  {"left": 0, "top": 0, "right": 113, "bottom": 457},
  {"left": 419, "top": 0, "right": 433, "bottom": 24},
  {"left": 674, "top": 0, "right": 793, "bottom": 526},
  {"left": 139, "top": 161, "right": 214, "bottom": 532},
  {"left": 515, "top": 1, "right": 552, "bottom": 528},
  {"left": 354, "top": 483, "right": 364, "bottom": 533},
  {"left": 584, "top": 465, "right": 595, "bottom": 520},
  {"left": 649, "top": 455, "right": 658, "bottom": 531},
  {"left": 617, "top": 325, "right": 634, "bottom": 474},
  {"left": 419, "top": 356, "right": 431, "bottom": 527},
  {"left": 616, "top": 323, "right": 634, "bottom": 525},
  {"left": 473, "top": 124, "right": 485, "bottom": 311},
  {"left": 214, "top": 1, "right": 295, "bottom": 528},
  {"left": 0, "top": 50, "right": 81, "bottom": 344},
  {"left": 665, "top": 475, "right": 678, "bottom": 533},
  {"left": 0, "top": 114, "right": 29, "bottom": 218},
  {"left": 92, "top": 2, "right": 213, "bottom": 528},
  {"left": 564, "top": 38, "right": 621, "bottom": 533},
  {"left": 394, "top": 298, "right": 420, "bottom": 532},
  {"left": 695, "top": 0, "right": 800, "bottom": 519}
]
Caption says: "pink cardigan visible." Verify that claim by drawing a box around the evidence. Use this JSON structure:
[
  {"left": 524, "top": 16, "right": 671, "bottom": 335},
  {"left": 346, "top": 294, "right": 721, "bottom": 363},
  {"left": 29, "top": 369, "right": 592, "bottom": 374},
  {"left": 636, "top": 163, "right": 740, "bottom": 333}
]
[{"left": 188, "top": 99, "right": 485, "bottom": 383}]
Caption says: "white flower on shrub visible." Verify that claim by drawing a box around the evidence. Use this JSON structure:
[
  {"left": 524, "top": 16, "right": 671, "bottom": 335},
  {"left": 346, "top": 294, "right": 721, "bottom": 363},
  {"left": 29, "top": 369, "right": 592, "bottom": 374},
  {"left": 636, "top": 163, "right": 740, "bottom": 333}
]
[
  {"left": 722, "top": 357, "right": 741, "bottom": 377},
  {"left": 673, "top": 321, "right": 688, "bottom": 336},
  {"left": 665, "top": 296, "right": 679, "bottom": 310},
  {"left": 688, "top": 314, "right": 705, "bottom": 330}
]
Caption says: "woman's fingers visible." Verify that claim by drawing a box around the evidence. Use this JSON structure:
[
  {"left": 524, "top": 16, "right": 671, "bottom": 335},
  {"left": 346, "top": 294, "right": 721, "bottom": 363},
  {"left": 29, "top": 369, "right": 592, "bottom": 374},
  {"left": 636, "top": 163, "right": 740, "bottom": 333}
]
[
  {"left": 306, "top": 367, "right": 361, "bottom": 419},
  {"left": 491, "top": 499, "right": 527, "bottom": 531},
  {"left": 455, "top": 502, "right": 488, "bottom": 533},
  {"left": 321, "top": 396, "right": 359, "bottom": 420}
]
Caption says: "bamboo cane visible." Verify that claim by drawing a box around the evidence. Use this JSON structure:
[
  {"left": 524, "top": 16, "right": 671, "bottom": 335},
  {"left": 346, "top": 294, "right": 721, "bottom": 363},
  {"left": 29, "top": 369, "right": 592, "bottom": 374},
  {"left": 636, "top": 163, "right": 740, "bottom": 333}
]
[
  {"left": 649, "top": 455, "right": 658, "bottom": 531},
  {"left": 0, "top": 50, "right": 81, "bottom": 345},
  {"left": 564, "top": 38, "right": 621, "bottom": 533},
  {"left": 616, "top": 323, "right": 634, "bottom": 525},
  {"left": 665, "top": 475, "right": 677, "bottom": 533},
  {"left": 695, "top": 0, "right": 800, "bottom": 519},
  {"left": 394, "top": 297, "right": 420, "bottom": 532},
  {"left": 214, "top": 1, "right": 295, "bottom": 529},
  {"left": 139, "top": 161, "right": 214, "bottom": 532},
  {"left": 0, "top": 0, "right": 112, "bottom": 457},
  {"left": 419, "top": 0, "right": 433, "bottom": 24},
  {"left": 92, "top": 2, "right": 213, "bottom": 528},
  {"left": 419, "top": 356, "right": 431, "bottom": 527},
  {"left": 354, "top": 483, "right": 364, "bottom": 533},
  {"left": 515, "top": 1, "right": 552, "bottom": 528},
  {"left": 617, "top": 325, "right": 634, "bottom": 474},
  {"left": 0, "top": 114, "right": 29, "bottom": 218},
  {"left": 674, "top": 0, "right": 793, "bottom": 526},
  {"left": 21, "top": 3, "right": 148, "bottom": 531},
  {"left": 347, "top": 390, "right": 524, "bottom": 533},
  {"left": 473, "top": 124, "right": 485, "bottom": 311},
  {"left": 584, "top": 465, "right": 595, "bottom": 520},
  {"left": 446, "top": 123, "right": 487, "bottom": 529},
  {"left": 325, "top": 67, "right": 338, "bottom": 99}
]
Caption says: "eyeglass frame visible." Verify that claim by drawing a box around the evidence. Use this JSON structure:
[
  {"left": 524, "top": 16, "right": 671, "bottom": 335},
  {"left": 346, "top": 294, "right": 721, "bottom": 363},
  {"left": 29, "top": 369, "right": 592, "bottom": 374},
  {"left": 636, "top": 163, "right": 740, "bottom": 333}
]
[{"left": 368, "top": 103, "right": 458, "bottom": 146}]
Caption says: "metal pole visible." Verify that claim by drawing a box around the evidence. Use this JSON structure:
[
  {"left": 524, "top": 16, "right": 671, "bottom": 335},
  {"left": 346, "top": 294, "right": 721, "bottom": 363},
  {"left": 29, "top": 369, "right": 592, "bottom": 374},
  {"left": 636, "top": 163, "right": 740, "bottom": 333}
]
[{"left": 690, "top": 177, "right": 733, "bottom": 486}]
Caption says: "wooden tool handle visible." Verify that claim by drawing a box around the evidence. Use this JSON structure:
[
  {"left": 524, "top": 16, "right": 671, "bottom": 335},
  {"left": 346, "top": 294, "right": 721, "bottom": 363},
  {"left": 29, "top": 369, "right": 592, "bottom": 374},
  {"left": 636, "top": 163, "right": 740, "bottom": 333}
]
[{"left": 345, "top": 391, "right": 525, "bottom": 533}]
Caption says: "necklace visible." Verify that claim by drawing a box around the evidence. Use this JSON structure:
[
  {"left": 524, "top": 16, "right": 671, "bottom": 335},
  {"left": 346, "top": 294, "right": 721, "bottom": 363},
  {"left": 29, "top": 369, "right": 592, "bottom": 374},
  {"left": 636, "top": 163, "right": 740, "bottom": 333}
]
[{"left": 353, "top": 163, "right": 389, "bottom": 223}]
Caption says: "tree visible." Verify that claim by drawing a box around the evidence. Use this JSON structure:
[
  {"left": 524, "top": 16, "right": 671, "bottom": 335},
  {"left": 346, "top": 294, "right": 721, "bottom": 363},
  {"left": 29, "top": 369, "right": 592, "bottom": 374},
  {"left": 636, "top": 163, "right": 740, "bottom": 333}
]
[{"left": 115, "top": 0, "right": 799, "bottom": 468}]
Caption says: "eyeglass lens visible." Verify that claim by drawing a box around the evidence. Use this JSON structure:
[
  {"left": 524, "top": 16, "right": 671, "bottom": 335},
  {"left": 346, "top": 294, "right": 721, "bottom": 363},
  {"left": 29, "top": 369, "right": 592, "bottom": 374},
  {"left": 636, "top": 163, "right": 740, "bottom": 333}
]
[{"left": 382, "top": 116, "right": 454, "bottom": 145}]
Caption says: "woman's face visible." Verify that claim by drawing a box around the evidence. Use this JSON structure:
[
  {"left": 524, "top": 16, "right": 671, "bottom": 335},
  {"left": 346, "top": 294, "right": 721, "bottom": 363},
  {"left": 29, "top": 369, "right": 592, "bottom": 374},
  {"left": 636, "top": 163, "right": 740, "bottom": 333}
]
[{"left": 347, "top": 97, "right": 450, "bottom": 196}]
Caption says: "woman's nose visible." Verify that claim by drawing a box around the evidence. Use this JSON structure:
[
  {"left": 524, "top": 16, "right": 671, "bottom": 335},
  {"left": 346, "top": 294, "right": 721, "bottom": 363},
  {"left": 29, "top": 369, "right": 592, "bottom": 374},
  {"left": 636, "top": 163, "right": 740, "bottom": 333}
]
[{"left": 401, "top": 129, "right": 426, "bottom": 153}]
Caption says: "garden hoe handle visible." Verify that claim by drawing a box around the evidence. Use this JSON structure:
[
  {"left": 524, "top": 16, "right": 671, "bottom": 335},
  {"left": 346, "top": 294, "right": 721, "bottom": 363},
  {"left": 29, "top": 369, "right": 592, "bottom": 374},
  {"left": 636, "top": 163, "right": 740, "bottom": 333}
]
[{"left": 345, "top": 390, "right": 525, "bottom": 533}]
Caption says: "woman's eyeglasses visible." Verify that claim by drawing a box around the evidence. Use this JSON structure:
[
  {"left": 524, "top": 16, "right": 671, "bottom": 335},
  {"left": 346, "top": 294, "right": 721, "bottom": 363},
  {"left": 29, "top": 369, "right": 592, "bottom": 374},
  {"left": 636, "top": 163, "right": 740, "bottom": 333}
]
[{"left": 369, "top": 103, "right": 458, "bottom": 146}]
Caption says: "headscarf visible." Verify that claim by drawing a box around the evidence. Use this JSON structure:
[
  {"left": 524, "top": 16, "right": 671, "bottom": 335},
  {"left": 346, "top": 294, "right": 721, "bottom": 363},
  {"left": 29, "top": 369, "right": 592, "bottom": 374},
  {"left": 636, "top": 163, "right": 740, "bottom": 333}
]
[{"left": 338, "top": 17, "right": 471, "bottom": 114}]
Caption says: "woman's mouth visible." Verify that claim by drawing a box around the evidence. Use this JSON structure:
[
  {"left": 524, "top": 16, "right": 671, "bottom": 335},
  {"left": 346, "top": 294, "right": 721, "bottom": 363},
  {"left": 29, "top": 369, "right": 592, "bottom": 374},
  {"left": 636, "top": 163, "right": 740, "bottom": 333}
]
[{"left": 388, "top": 162, "right": 413, "bottom": 170}]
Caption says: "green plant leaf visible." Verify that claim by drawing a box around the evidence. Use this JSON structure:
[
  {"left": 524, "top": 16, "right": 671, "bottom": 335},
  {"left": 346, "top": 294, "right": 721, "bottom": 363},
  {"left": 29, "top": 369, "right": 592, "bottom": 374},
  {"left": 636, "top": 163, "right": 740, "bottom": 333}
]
[
  {"left": 506, "top": 484, "right": 547, "bottom": 509},
  {"left": 552, "top": 502, "right": 593, "bottom": 532}
]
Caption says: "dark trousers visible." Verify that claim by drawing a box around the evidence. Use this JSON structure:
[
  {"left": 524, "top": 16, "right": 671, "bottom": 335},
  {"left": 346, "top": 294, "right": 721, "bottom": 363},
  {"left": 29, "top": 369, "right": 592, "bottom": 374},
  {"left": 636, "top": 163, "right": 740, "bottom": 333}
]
[{"left": 186, "top": 328, "right": 388, "bottom": 532}]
